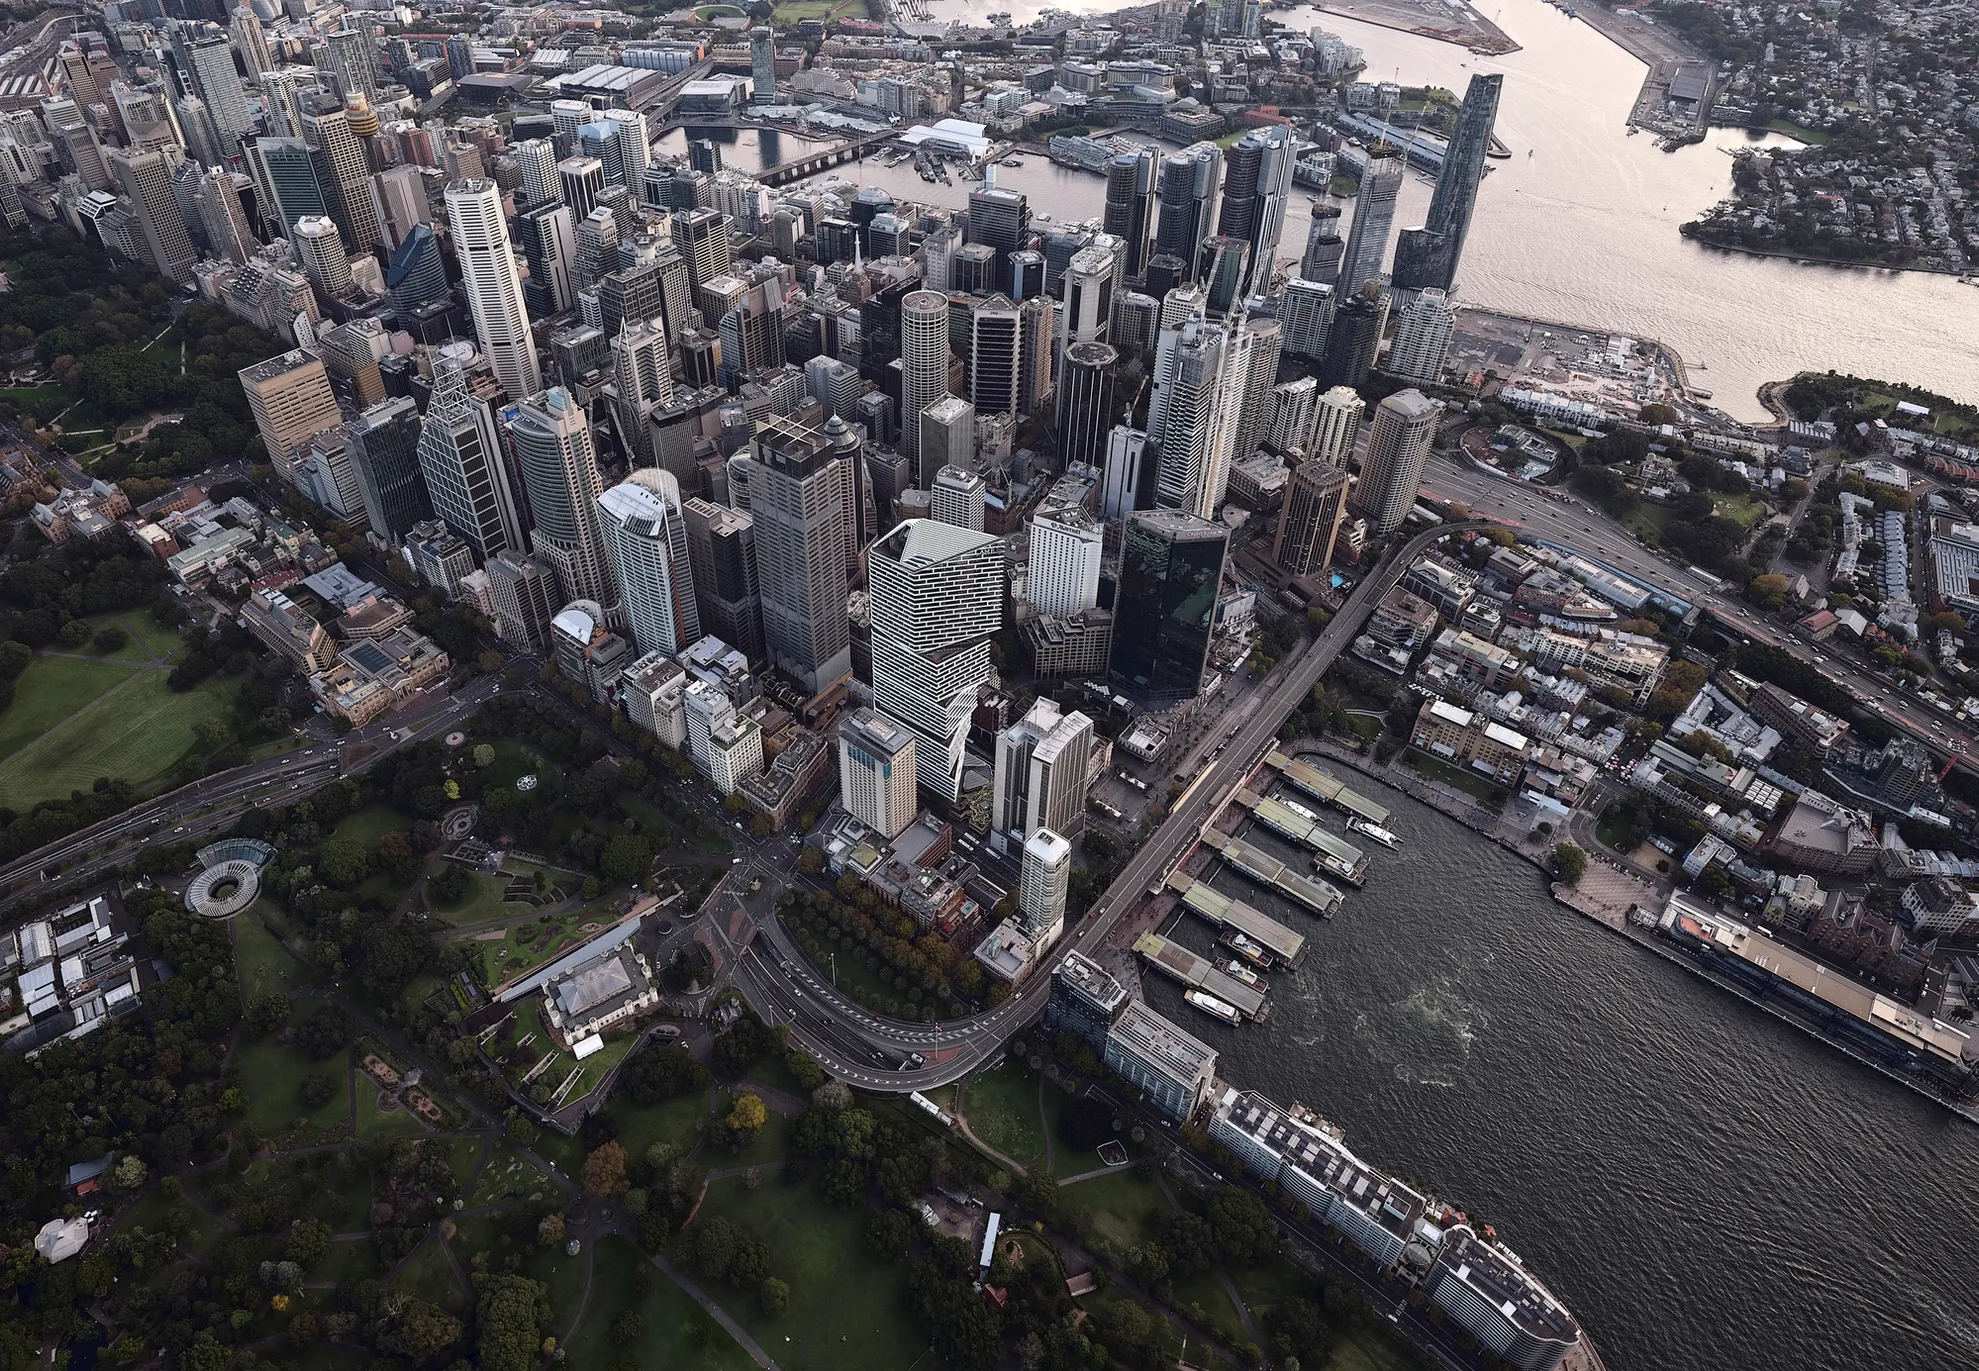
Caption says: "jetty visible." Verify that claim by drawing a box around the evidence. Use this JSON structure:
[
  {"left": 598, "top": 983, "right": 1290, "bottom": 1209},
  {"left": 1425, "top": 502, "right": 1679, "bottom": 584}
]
[
  {"left": 1234, "top": 789, "right": 1369, "bottom": 886},
  {"left": 1132, "top": 931, "right": 1268, "bottom": 1020},
  {"left": 1265, "top": 751, "right": 1391, "bottom": 825},
  {"left": 1200, "top": 831, "right": 1344, "bottom": 918},
  {"left": 1166, "top": 872, "right": 1306, "bottom": 966}
]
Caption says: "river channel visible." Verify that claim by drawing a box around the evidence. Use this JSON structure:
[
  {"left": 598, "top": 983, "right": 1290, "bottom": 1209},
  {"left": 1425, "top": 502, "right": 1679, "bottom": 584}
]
[{"left": 1141, "top": 778, "right": 1979, "bottom": 1371}]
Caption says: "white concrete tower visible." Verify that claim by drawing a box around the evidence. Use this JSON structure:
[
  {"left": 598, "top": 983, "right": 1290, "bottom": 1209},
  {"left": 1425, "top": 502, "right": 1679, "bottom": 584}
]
[{"left": 446, "top": 178, "right": 543, "bottom": 400}]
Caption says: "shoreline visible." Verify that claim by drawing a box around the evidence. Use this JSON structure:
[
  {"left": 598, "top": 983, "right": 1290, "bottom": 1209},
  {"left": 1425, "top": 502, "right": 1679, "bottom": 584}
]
[
  {"left": 1454, "top": 303, "right": 1700, "bottom": 408},
  {"left": 1563, "top": 0, "right": 1719, "bottom": 135},
  {"left": 1680, "top": 228, "right": 1975, "bottom": 281},
  {"left": 1294, "top": 737, "right": 1979, "bottom": 1128},
  {"left": 1292, "top": 0, "right": 1522, "bottom": 53}
]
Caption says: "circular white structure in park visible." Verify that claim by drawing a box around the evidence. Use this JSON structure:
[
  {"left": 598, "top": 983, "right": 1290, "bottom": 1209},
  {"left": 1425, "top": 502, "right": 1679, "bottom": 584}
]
[
  {"left": 445, "top": 731, "right": 467, "bottom": 747},
  {"left": 185, "top": 838, "right": 276, "bottom": 919},
  {"left": 516, "top": 774, "right": 539, "bottom": 792}
]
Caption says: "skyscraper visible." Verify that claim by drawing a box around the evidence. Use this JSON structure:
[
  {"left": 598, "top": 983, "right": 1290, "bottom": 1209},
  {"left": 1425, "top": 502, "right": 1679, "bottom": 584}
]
[
  {"left": 1351, "top": 388, "right": 1440, "bottom": 535},
  {"left": 1217, "top": 125, "right": 1294, "bottom": 295},
  {"left": 558, "top": 155, "right": 606, "bottom": 219},
  {"left": 417, "top": 352, "right": 523, "bottom": 563},
  {"left": 240, "top": 350, "right": 341, "bottom": 482},
  {"left": 930, "top": 464, "right": 987, "bottom": 531},
  {"left": 447, "top": 179, "right": 543, "bottom": 400},
  {"left": 512, "top": 138, "right": 561, "bottom": 208},
  {"left": 487, "top": 553, "right": 558, "bottom": 650},
  {"left": 969, "top": 295, "right": 1021, "bottom": 416},
  {"left": 293, "top": 214, "right": 352, "bottom": 301},
  {"left": 1019, "top": 829, "right": 1072, "bottom": 948},
  {"left": 193, "top": 166, "right": 257, "bottom": 266},
  {"left": 1280, "top": 277, "right": 1335, "bottom": 361},
  {"left": 609, "top": 315, "right": 674, "bottom": 467},
  {"left": 966, "top": 184, "right": 1029, "bottom": 277},
  {"left": 1103, "top": 148, "right": 1157, "bottom": 279},
  {"left": 249, "top": 137, "right": 326, "bottom": 234},
  {"left": 598, "top": 471, "right": 700, "bottom": 658},
  {"left": 107, "top": 147, "right": 196, "bottom": 285},
  {"left": 1155, "top": 143, "right": 1221, "bottom": 274},
  {"left": 1055, "top": 342, "right": 1116, "bottom": 472},
  {"left": 919, "top": 395, "right": 974, "bottom": 484},
  {"left": 346, "top": 396, "right": 432, "bottom": 540},
  {"left": 1300, "top": 205, "right": 1346, "bottom": 285},
  {"left": 178, "top": 26, "right": 253, "bottom": 152},
  {"left": 231, "top": 8, "right": 274, "bottom": 86},
  {"left": 1272, "top": 460, "right": 1350, "bottom": 576},
  {"left": 750, "top": 27, "right": 777, "bottom": 104},
  {"left": 1028, "top": 502, "right": 1104, "bottom": 618},
  {"left": 1061, "top": 244, "right": 1115, "bottom": 347},
  {"left": 671, "top": 206, "right": 732, "bottom": 298},
  {"left": 1196, "top": 236, "right": 1250, "bottom": 318},
  {"left": 838, "top": 707, "right": 918, "bottom": 839},
  {"left": 1386, "top": 288, "right": 1457, "bottom": 385},
  {"left": 516, "top": 203, "right": 576, "bottom": 317},
  {"left": 682, "top": 497, "right": 766, "bottom": 662},
  {"left": 508, "top": 387, "right": 613, "bottom": 605},
  {"left": 1392, "top": 74, "right": 1502, "bottom": 293},
  {"left": 900, "top": 289, "right": 949, "bottom": 471},
  {"left": 386, "top": 223, "right": 450, "bottom": 322},
  {"left": 1110, "top": 510, "right": 1228, "bottom": 703},
  {"left": 1339, "top": 158, "right": 1403, "bottom": 299},
  {"left": 1229, "top": 316, "right": 1284, "bottom": 463},
  {"left": 750, "top": 416, "right": 852, "bottom": 694},
  {"left": 1148, "top": 316, "right": 1224, "bottom": 518},
  {"left": 323, "top": 25, "right": 380, "bottom": 103},
  {"left": 305, "top": 107, "right": 383, "bottom": 253},
  {"left": 1309, "top": 385, "right": 1366, "bottom": 466},
  {"left": 870, "top": 519, "right": 1004, "bottom": 800}
]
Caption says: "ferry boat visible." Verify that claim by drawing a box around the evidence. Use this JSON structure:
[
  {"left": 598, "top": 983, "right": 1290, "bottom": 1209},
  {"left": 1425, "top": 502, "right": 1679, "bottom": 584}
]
[
  {"left": 1184, "top": 989, "right": 1243, "bottom": 1026},
  {"left": 1279, "top": 796, "right": 1321, "bottom": 824},
  {"left": 1222, "top": 929, "right": 1273, "bottom": 969},
  {"left": 1347, "top": 818, "right": 1400, "bottom": 850},
  {"left": 1222, "top": 960, "right": 1269, "bottom": 993}
]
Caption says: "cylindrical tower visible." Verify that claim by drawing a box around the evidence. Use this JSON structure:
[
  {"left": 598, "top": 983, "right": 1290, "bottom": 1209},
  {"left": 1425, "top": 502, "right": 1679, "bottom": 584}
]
[{"left": 1055, "top": 342, "right": 1118, "bottom": 474}]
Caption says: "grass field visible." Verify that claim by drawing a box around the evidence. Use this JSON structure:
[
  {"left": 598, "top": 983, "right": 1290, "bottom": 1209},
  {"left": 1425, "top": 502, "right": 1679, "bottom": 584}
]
[
  {"left": 234, "top": 906, "right": 314, "bottom": 999},
  {"left": 335, "top": 803, "right": 415, "bottom": 848},
  {"left": 1399, "top": 748, "right": 1506, "bottom": 809},
  {"left": 690, "top": 1176, "right": 922, "bottom": 1371},
  {"left": 566, "top": 1235, "right": 757, "bottom": 1371},
  {"left": 607, "top": 1090, "right": 712, "bottom": 1163},
  {"left": 235, "top": 1035, "right": 350, "bottom": 1138},
  {"left": 396, "top": 1237, "right": 469, "bottom": 1314},
  {"left": 961, "top": 1062, "right": 1047, "bottom": 1167},
  {"left": 471, "top": 1143, "right": 557, "bottom": 1206},
  {"left": 1711, "top": 492, "right": 1768, "bottom": 530},
  {"left": 519, "top": 1240, "right": 589, "bottom": 1334},
  {"left": 0, "top": 665, "right": 233, "bottom": 809},
  {"left": 427, "top": 870, "right": 515, "bottom": 926},
  {"left": 1066, "top": 1170, "right": 1171, "bottom": 1251}
]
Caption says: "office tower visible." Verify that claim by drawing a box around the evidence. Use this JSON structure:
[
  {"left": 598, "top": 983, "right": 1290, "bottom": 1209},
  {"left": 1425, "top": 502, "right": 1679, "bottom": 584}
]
[
  {"left": 751, "top": 416, "right": 853, "bottom": 693},
  {"left": 1393, "top": 74, "right": 1502, "bottom": 292},
  {"left": 293, "top": 214, "right": 353, "bottom": 300},
  {"left": 194, "top": 166, "right": 257, "bottom": 266},
  {"left": 1155, "top": 143, "right": 1222, "bottom": 274},
  {"left": 1387, "top": 288, "right": 1456, "bottom": 385},
  {"left": 509, "top": 387, "right": 612, "bottom": 605},
  {"left": 1159, "top": 283, "right": 1206, "bottom": 332},
  {"left": 513, "top": 137, "right": 560, "bottom": 208},
  {"left": 1230, "top": 316, "right": 1284, "bottom": 462},
  {"left": 577, "top": 115, "right": 645, "bottom": 194},
  {"left": 371, "top": 164, "right": 428, "bottom": 249},
  {"left": 487, "top": 553, "right": 558, "bottom": 650},
  {"left": 683, "top": 498, "right": 766, "bottom": 662},
  {"left": 1301, "top": 206, "right": 1345, "bottom": 285},
  {"left": 919, "top": 395, "right": 974, "bottom": 485},
  {"left": 386, "top": 222, "right": 449, "bottom": 321},
  {"left": 1197, "top": 236, "right": 1250, "bottom": 318},
  {"left": 447, "top": 179, "right": 543, "bottom": 401},
  {"left": 1102, "top": 426, "right": 1149, "bottom": 520},
  {"left": 1111, "top": 510, "right": 1229, "bottom": 702},
  {"left": 966, "top": 184, "right": 1028, "bottom": 276},
  {"left": 950, "top": 242, "right": 997, "bottom": 294},
  {"left": 1047, "top": 950, "right": 1129, "bottom": 1051},
  {"left": 1310, "top": 385, "right": 1366, "bottom": 466},
  {"left": 716, "top": 281, "right": 785, "bottom": 386},
  {"left": 1216, "top": 125, "right": 1294, "bottom": 294},
  {"left": 575, "top": 205, "right": 619, "bottom": 293},
  {"left": 1029, "top": 502, "right": 1103, "bottom": 617},
  {"left": 551, "top": 99, "right": 597, "bottom": 157},
  {"left": 870, "top": 519, "right": 1004, "bottom": 800},
  {"left": 1280, "top": 277, "right": 1334, "bottom": 361},
  {"left": 50, "top": 117, "right": 110, "bottom": 191},
  {"left": 516, "top": 202, "right": 575, "bottom": 317},
  {"left": 559, "top": 155, "right": 605, "bottom": 218},
  {"left": 240, "top": 350, "right": 340, "bottom": 481},
  {"left": 1019, "top": 829, "right": 1072, "bottom": 946},
  {"left": 57, "top": 40, "right": 105, "bottom": 112},
  {"left": 900, "top": 288, "right": 949, "bottom": 470},
  {"left": 417, "top": 354, "right": 522, "bottom": 563},
  {"left": 345, "top": 396, "right": 431, "bottom": 540},
  {"left": 324, "top": 25, "right": 380, "bottom": 102},
  {"left": 969, "top": 295, "right": 1021, "bottom": 416},
  {"left": 1019, "top": 296, "right": 1056, "bottom": 418},
  {"left": 930, "top": 465, "right": 987, "bottom": 531},
  {"left": 1263, "top": 377, "right": 1319, "bottom": 456},
  {"left": 108, "top": 147, "right": 196, "bottom": 285},
  {"left": 685, "top": 137, "right": 723, "bottom": 175},
  {"left": 304, "top": 108, "right": 383, "bottom": 253},
  {"left": 1351, "top": 388, "right": 1439, "bottom": 535},
  {"left": 839, "top": 707, "right": 918, "bottom": 838},
  {"left": 598, "top": 472, "right": 700, "bottom": 658},
  {"left": 1061, "top": 244, "right": 1114, "bottom": 347},
  {"left": 1055, "top": 342, "right": 1115, "bottom": 473},
  {"left": 613, "top": 313, "right": 674, "bottom": 422},
  {"left": 1148, "top": 316, "right": 1224, "bottom": 518},
  {"left": 1273, "top": 460, "right": 1351, "bottom": 576},
  {"left": 750, "top": 26, "right": 777, "bottom": 103},
  {"left": 1339, "top": 157, "right": 1403, "bottom": 299},
  {"left": 805, "top": 354, "right": 863, "bottom": 420},
  {"left": 1006, "top": 247, "right": 1043, "bottom": 302},
  {"left": 1103, "top": 147, "right": 1157, "bottom": 278},
  {"left": 231, "top": 8, "right": 274, "bottom": 85},
  {"left": 250, "top": 137, "right": 324, "bottom": 233},
  {"left": 180, "top": 27, "right": 253, "bottom": 151},
  {"left": 260, "top": 70, "right": 304, "bottom": 140},
  {"left": 1319, "top": 287, "right": 1388, "bottom": 392},
  {"left": 1110, "top": 291, "right": 1159, "bottom": 356},
  {"left": 443, "top": 135, "right": 486, "bottom": 183},
  {"left": 671, "top": 206, "right": 731, "bottom": 297}
]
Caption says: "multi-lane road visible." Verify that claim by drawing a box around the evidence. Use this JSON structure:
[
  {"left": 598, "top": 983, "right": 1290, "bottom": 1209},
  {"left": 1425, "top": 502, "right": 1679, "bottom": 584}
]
[
  {"left": 1421, "top": 448, "right": 1977, "bottom": 762},
  {"left": 736, "top": 523, "right": 1482, "bottom": 1093}
]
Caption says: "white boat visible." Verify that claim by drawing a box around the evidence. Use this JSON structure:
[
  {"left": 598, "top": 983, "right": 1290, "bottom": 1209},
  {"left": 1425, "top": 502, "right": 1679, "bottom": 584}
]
[
  {"left": 1347, "top": 818, "right": 1400, "bottom": 849},
  {"left": 1222, "top": 929, "right": 1272, "bottom": 968},
  {"left": 1184, "top": 990, "right": 1243, "bottom": 1026},
  {"left": 1222, "top": 960, "right": 1269, "bottom": 992}
]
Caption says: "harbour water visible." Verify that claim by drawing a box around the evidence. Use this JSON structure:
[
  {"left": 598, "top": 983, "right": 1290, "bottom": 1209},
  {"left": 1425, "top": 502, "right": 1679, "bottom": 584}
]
[
  {"left": 1149, "top": 781, "right": 1979, "bottom": 1371},
  {"left": 761, "top": 0, "right": 1979, "bottom": 421}
]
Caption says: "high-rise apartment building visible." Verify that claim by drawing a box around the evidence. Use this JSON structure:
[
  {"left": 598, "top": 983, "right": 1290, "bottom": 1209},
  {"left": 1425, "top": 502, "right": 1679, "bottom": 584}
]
[
  {"left": 1111, "top": 509, "right": 1229, "bottom": 703},
  {"left": 682, "top": 497, "right": 765, "bottom": 662},
  {"left": 240, "top": 350, "right": 341, "bottom": 481},
  {"left": 929, "top": 465, "right": 987, "bottom": 531},
  {"left": 107, "top": 147, "right": 196, "bottom": 285},
  {"left": 346, "top": 396, "right": 432, "bottom": 540},
  {"left": 446, "top": 179, "right": 543, "bottom": 400},
  {"left": 1339, "top": 158, "right": 1403, "bottom": 299},
  {"left": 1309, "top": 385, "right": 1365, "bottom": 466},
  {"left": 508, "top": 387, "right": 613, "bottom": 605},
  {"left": 1148, "top": 316, "right": 1224, "bottom": 518},
  {"left": 1102, "top": 148, "right": 1157, "bottom": 279},
  {"left": 1319, "top": 287, "right": 1387, "bottom": 392},
  {"left": 1386, "top": 288, "right": 1456, "bottom": 385},
  {"left": 512, "top": 138, "right": 561, "bottom": 208},
  {"left": 1392, "top": 74, "right": 1502, "bottom": 293},
  {"left": 750, "top": 416, "right": 853, "bottom": 694},
  {"left": 1300, "top": 206, "right": 1345, "bottom": 285},
  {"left": 1352, "top": 388, "right": 1440, "bottom": 535},
  {"left": 1019, "top": 829, "right": 1072, "bottom": 947},
  {"left": 838, "top": 706, "right": 918, "bottom": 839},
  {"left": 323, "top": 25, "right": 380, "bottom": 102},
  {"left": 231, "top": 8, "right": 274, "bottom": 87},
  {"left": 1280, "top": 277, "right": 1334, "bottom": 362},
  {"left": 1028, "top": 502, "right": 1104, "bottom": 618},
  {"left": 179, "top": 27, "right": 253, "bottom": 151},
  {"left": 1273, "top": 459, "right": 1351, "bottom": 577},
  {"left": 750, "top": 27, "right": 777, "bottom": 104},
  {"left": 870, "top": 519, "right": 1004, "bottom": 800},
  {"left": 598, "top": 472, "right": 700, "bottom": 658},
  {"left": 899, "top": 288, "right": 949, "bottom": 470}
]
